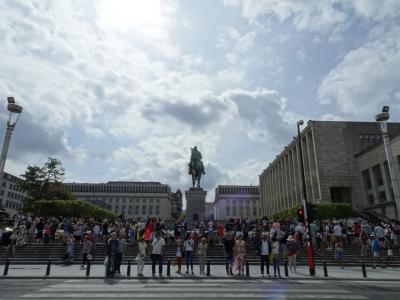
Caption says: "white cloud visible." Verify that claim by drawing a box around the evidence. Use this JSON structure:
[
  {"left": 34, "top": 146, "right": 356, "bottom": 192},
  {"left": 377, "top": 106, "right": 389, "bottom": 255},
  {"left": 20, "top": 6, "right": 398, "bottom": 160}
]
[{"left": 318, "top": 26, "right": 400, "bottom": 116}]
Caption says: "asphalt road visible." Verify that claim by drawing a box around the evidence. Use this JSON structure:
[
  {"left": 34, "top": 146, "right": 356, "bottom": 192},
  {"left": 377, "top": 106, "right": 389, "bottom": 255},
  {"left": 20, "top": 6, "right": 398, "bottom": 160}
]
[{"left": 0, "top": 278, "right": 399, "bottom": 300}]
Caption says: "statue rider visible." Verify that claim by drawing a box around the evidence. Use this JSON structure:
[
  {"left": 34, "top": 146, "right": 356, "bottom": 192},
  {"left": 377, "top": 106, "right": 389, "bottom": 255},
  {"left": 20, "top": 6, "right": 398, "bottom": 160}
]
[{"left": 188, "top": 146, "right": 205, "bottom": 175}]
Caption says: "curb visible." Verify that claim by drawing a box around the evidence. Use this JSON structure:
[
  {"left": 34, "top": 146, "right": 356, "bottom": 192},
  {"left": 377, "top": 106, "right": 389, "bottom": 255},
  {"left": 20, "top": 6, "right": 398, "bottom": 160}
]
[{"left": 2, "top": 275, "right": 400, "bottom": 281}]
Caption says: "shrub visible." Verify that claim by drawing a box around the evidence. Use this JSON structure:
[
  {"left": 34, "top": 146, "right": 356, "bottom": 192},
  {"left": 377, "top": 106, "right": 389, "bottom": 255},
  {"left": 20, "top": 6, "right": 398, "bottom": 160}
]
[{"left": 32, "top": 200, "right": 116, "bottom": 220}]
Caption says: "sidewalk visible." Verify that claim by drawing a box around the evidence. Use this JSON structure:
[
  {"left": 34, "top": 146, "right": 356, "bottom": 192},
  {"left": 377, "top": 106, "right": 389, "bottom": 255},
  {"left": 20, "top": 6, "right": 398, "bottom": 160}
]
[{"left": 1, "top": 263, "right": 400, "bottom": 280}]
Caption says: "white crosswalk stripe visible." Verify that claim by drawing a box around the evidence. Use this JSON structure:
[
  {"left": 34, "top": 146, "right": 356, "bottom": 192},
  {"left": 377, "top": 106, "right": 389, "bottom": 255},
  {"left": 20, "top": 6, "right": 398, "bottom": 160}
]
[{"left": 19, "top": 279, "right": 369, "bottom": 299}]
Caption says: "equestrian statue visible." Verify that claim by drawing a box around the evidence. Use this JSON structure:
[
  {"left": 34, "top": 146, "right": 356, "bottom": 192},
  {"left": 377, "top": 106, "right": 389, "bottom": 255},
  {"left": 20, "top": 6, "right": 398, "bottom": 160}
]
[{"left": 188, "top": 146, "right": 205, "bottom": 188}]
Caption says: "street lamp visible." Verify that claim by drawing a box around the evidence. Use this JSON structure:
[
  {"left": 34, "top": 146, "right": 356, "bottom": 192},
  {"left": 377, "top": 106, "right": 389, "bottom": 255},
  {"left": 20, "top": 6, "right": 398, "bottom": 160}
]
[
  {"left": 375, "top": 106, "right": 400, "bottom": 220},
  {"left": 297, "top": 120, "right": 316, "bottom": 276}
]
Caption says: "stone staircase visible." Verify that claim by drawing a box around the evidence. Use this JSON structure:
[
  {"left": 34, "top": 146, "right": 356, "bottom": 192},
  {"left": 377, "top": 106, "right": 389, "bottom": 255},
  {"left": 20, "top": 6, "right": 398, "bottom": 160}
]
[{"left": 1, "top": 242, "right": 399, "bottom": 268}]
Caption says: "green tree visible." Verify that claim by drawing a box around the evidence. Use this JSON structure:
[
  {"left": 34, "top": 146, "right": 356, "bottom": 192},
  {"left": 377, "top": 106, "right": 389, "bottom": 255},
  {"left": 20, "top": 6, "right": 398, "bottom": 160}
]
[{"left": 19, "top": 157, "right": 74, "bottom": 211}]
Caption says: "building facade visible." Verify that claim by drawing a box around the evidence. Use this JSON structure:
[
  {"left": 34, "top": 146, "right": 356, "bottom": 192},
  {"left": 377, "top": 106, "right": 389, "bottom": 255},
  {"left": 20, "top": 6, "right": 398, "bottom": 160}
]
[
  {"left": 213, "top": 185, "right": 260, "bottom": 220},
  {"left": 64, "top": 181, "right": 172, "bottom": 219},
  {"left": 356, "top": 135, "right": 400, "bottom": 220},
  {"left": 259, "top": 121, "right": 400, "bottom": 217},
  {"left": 0, "top": 172, "right": 27, "bottom": 217}
]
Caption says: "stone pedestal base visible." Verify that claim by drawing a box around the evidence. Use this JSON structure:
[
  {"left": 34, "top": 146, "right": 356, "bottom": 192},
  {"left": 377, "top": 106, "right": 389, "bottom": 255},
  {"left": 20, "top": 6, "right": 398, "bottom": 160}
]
[{"left": 185, "top": 188, "right": 207, "bottom": 226}]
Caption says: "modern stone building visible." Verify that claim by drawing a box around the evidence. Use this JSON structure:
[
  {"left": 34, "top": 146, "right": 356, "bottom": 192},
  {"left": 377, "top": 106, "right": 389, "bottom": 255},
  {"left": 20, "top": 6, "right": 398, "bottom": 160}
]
[
  {"left": 356, "top": 134, "right": 400, "bottom": 219},
  {"left": 213, "top": 185, "right": 260, "bottom": 220},
  {"left": 259, "top": 121, "right": 400, "bottom": 217},
  {"left": 64, "top": 181, "right": 172, "bottom": 219},
  {"left": 170, "top": 189, "right": 183, "bottom": 219},
  {"left": 0, "top": 172, "right": 27, "bottom": 217}
]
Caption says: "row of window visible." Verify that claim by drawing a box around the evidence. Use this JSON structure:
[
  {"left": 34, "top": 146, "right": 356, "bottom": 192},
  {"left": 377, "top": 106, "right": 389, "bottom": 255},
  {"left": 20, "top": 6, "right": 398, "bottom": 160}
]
[
  {"left": 68, "top": 185, "right": 168, "bottom": 194},
  {"left": 220, "top": 198, "right": 258, "bottom": 205},
  {"left": 217, "top": 187, "right": 259, "bottom": 195},
  {"left": 4, "top": 200, "right": 23, "bottom": 210},
  {"left": 226, "top": 206, "right": 258, "bottom": 217},
  {"left": 7, "top": 191, "right": 25, "bottom": 201},
  {"left": 114, "top": 204, "right": 160, "bottom": 216},
  {"left": 106, "top": 198, "right": 161, "bottom": 204}
]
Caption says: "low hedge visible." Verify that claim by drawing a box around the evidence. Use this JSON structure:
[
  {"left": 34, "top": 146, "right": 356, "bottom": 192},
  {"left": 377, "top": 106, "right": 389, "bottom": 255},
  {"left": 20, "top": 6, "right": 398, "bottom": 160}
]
[
  {"left": 268, "top": 203, "right": 354, "bottom": 220},
  {"left": 32, "top": 200, "right": 116, "bottom": 220}
]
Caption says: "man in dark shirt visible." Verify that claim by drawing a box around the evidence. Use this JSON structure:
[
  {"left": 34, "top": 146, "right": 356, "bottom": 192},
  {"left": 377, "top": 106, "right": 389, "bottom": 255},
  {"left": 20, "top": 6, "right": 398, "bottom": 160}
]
[{"left": 223, "top": 233, "right": 235, "bottom": 275}]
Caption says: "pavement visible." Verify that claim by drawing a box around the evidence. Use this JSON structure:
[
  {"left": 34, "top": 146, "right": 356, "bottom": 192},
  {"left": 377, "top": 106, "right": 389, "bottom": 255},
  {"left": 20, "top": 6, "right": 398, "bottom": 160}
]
[
  {"left": 2, "top": 263, "right": 400, "bottom": 281},
  {"left": 1, "top": 278, "right": 400, "bottom": 299}
]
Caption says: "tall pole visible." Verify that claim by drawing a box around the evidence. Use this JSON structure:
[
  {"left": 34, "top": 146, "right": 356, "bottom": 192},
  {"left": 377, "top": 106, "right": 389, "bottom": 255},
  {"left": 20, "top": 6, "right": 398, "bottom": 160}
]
[
  {"left": 0, "top": 123, "right": 15, "bottom": 175},
  {"left": 297, "top": 121, "right": 315, "bottom": 276},
  {"left": 378, "top": 120, "right": 400, "bottom": 220}
]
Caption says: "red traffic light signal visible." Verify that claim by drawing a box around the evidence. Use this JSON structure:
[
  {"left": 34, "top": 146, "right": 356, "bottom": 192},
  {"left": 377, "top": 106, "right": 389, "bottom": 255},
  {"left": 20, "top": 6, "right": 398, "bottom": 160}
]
[{"left": 297, "top": 208, "right": 304, "bottom": 216}]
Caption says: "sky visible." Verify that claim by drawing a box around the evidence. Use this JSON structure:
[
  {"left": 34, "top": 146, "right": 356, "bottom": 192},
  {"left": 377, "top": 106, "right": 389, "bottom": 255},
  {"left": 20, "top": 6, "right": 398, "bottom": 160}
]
[{"left": 1, "top": 0, "right": 400, "bottom": 204}]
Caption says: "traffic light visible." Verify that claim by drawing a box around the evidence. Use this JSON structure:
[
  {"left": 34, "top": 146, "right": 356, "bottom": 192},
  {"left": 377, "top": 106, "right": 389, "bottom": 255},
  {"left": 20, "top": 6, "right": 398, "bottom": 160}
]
[{"left": 297, "top": 207, "right": 304, "bottom": 223}]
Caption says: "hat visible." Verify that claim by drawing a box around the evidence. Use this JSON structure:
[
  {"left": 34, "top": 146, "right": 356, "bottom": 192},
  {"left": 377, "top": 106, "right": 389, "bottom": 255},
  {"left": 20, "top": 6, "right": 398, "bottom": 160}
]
[
  {"left": 262, "top": 232, "right": 268, "bottom": 237},
  {"left": 287, "top": 235, "right": 294, "bottom": 241},
  {"left": 370, "top": 233, "right": 376, "bottom": 237}
]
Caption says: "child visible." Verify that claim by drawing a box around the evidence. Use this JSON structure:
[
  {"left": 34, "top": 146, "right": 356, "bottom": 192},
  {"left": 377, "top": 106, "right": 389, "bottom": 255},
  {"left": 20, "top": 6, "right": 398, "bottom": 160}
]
[
  {"left": 137, "top": 237, "right": 147, "bottom": 277},
  {"left": 335, "top": 238, "right": 344, "bottom": 269}
]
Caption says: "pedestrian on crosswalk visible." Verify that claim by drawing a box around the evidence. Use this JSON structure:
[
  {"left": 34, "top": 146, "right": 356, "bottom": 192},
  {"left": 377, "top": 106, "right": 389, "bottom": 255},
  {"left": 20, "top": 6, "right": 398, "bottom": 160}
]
[
  {"left": 137, "top": 237, "right": 146, "bottom": 277},
  {"left": 197, "top": 237, "right": 208, "bottom": 275},
  {"left": 223, "top": 232, "right": 235, "bottom": 275},
  {"left": 257, "top": 232, "right": 272, "bottom": 277},
  {"left": 106, "top": 232, "right": 119, "bottom": 278},
  {"left": 173, "top": 238, "right": 184, "bottom": 274},
  {"left": 184, "top": 233, "right": 195, "bottom": 275},
  {"left": 151, "top": 232, "right": 165, "bottom": 277},
  {"left": 271, "top": 236, "right": 281, "bottom": 277},
  {"left": 286, "top": 235, "right": 298, "bottom": 273}
]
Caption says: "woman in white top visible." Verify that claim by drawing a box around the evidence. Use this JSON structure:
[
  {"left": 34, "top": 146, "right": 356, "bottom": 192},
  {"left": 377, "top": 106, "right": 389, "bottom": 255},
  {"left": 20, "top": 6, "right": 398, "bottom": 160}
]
[
  {"left": 271, "top": 237, "right": 281, "bottom": 277},
  {"left": 137, "top": 237, "right": 147, "bottom": 277},
  {"left": 184, "top": 233, "right": 195, "bottom": 275}
]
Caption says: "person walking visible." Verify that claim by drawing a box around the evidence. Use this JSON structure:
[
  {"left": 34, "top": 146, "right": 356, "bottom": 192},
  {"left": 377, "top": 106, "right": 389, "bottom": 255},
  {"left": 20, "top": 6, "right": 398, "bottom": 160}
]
[
  {"left": 184, "top": 233, "right": 195, "bottom": 275},
  {"left": 151, "top": 232, "right": 165, "bottom": 277},
  {"left": 257, "top": 232, "right": 272, "bottom": 277},
  {"left": 137, "top": 237, "right": 147, "bottom": 277},
  {"left": 335, "top": 238, "right": 344, "bottom": 269},
  {"left": 64, "top": 234, "right": 75, "bottom": 265},
  {"left": 370, "top": 234, "right": 381, "bottom": 269},
  {"left": 271, "top": 236, "right": 281, "bottom": 277},
  {"left": 286, "top": 235, "right": 298, "bottom": 273},
  {"left": 197, "top": 237, "right": 208, "bottom": 275},
  {"left": 81, "top": 235, "right": 93, "bottom": 268}
]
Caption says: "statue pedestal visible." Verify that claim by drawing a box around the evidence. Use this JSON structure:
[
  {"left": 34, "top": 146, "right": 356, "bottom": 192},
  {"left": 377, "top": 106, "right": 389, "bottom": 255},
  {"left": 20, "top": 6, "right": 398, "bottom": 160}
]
[{"left": 185, "top": 188, "right": 207, "bottom": 226}]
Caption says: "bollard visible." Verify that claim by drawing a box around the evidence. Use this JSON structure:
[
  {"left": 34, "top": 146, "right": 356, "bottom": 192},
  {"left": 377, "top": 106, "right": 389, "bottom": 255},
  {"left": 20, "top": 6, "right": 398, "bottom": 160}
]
[
  {"left": 86, "top": 261, "right": 91, "bottom": 277},
  {"left": 207, "top": 260, "right": 210, "bottom": 276},
  {"left": 323, "top": 261, "right": 328, "bottom": 277},
  {"left": 167, "top": 260, "right": 171, "bottom": 277},
  {"left": 284, "top": 260, "right": 289, "bottom": 277},
  {"left": 3, "top": 258, "right": 10, "bottom": 276},
  {"left": 362, "top": 262, "right": 367, "bottom": 278},
  {"left": 45, "top": 260, "right": 51, "bottom": 276},
  {"left": 246, "top": 261, "right": 250, "bottom": 277},
  {"left": 127, "top": 260, "right": 131, "bottom": 277}
]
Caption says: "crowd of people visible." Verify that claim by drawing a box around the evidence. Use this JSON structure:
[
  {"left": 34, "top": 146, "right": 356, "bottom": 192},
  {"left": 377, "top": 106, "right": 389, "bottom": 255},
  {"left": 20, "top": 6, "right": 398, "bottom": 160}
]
[{"left": 1, "top": 214, "right": 399, "bottom": 277}]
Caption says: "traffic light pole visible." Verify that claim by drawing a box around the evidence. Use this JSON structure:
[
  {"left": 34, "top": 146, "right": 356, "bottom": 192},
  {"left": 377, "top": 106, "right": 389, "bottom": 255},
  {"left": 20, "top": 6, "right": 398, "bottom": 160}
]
[{"left": 297, "top": 122, "right": 316, "bottom": 276}]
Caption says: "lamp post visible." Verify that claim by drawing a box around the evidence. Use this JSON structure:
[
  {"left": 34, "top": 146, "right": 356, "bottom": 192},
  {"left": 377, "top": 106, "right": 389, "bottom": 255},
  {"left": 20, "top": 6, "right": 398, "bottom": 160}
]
[
  {"left": 0, "top": 97, "right": 23, "bottom": 208},
  {"left": 297, "top": 120, "right": 315, "bottom": 276},
  {"left": 375, "top": 106, "right": 400, "bottom": 220}
]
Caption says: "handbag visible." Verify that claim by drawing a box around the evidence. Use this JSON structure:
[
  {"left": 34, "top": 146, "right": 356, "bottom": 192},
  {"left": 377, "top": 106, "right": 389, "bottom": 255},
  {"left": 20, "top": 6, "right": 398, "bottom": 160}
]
[
  {"left": 87, "top": 254, "right": 93, "bottom": 261},
  {"left": 103, "top": 256, "right": 109, "bottom": 266}
]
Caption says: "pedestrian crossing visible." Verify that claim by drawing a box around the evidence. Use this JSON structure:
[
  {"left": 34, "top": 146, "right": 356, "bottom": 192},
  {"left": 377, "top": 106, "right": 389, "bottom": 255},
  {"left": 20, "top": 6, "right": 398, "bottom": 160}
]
[{"left": 16, "top": 279, "right": 369, "bottom": 299}]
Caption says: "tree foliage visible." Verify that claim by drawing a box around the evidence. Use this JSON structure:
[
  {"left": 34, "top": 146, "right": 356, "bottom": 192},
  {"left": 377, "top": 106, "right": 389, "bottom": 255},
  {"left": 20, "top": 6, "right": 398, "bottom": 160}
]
[
  {"left": 18, "top": 157, "right": 74, "bottom": 210},
  {"left": 268, "top": 203, "right": 354, "bottom": 221},
  {"left": 34, "top": 200, "right": 116, "bottom": 220}
]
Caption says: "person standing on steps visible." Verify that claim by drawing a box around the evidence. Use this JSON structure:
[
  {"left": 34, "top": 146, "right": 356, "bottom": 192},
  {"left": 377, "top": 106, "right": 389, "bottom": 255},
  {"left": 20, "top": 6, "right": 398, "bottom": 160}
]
[{"left": 286, "top": 235, "right": 299, "bottom": 273}]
